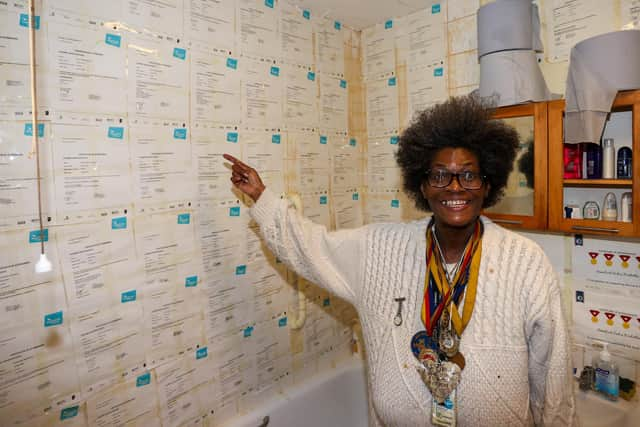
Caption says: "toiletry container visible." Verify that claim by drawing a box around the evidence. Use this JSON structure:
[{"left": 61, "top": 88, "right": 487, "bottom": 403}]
[
  {"left": 602, "top": 192, "right": 617, "bottom": 221},
  {"left": 594, "top": 342, "right": 619, "bottom": 401},
  {"left": 584, "top": 143, "right": 602, "bottom": 179},
  {"left": 563, "top": 144, "right": 583, "bottom": 179},
  {"left": 602, "top": 138, "right": 615, "bottom": 179},
  {"left": 617, "top": 146, "right": 632, "bottom": 179},
  {"left": 621, "top": 192, "right": 632, "bottom": 222}
]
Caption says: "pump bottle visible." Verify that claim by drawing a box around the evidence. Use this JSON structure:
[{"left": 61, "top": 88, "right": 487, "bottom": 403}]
[{"left": 594, "top": 342, "right": 619, "bottom": 401}]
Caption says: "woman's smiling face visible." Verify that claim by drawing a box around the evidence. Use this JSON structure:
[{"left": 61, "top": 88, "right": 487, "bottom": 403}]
[{"left": 420, "top": 147, "right": 489, "bottom": 230}]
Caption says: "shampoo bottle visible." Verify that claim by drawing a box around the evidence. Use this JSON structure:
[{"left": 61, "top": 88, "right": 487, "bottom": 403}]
[{"left": 594, "top": 342, "right": 619, "bottom": 401}]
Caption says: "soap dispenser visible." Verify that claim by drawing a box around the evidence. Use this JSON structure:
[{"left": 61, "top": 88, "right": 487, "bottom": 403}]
[{"left": 594, "top": 342, "right": 619, "bottom": 401}]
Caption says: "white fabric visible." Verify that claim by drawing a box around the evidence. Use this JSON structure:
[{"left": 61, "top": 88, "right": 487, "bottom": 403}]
[{"left": 251, "top": 189, "right": 578, "bottom": 427}]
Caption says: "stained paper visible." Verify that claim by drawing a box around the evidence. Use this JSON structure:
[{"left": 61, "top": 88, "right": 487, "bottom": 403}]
[
  {"left": 238, "top": 0, "right": 279, "bottom": 59},
  {"left": 281, "top": 4, "right": 314, "bottom": 66},
  {"left": 190, "top": 50, "right": 241, "bottom": 124},
  {"left": 123, "top": 0, "right": 183, "bottom": 37},
  {"left": 185, "top": 0, "right": 235, "bottom": 52}
]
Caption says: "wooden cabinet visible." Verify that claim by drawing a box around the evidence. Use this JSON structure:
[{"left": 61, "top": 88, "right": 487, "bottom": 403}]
[
  {"left": 548, "top": 90, "right": 640, "bottom": 237},
  {"left": 483, "top": 102, "right": 548, "bottom": 230}
]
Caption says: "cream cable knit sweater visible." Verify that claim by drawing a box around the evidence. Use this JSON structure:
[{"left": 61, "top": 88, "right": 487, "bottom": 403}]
[{"left": 251, "top": 189, "right": 578, "bottom": 427}]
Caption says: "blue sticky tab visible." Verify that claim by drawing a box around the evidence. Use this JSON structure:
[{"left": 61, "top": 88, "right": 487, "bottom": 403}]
[
  {"left": 303, "top": 9, "right": 310, "bottom": 20},
  {"left": 323, "top": 297, "right": 330, "bottom": 306},
  {"left": 136, "top": 372, "right": 151, "bottom": 387},
  {"left": 432, "top": 4, "right": 441, "bottom": 14},
  {"left": 229, "top": 206, "right": 240, "bottom": 216},
  {"left": 434, "top": 67, "right": 443, "bottom": 77},
  {"left": 108, "top": 126, "right": 124, "bottom": 139},
  {"left": 352, "top": 192, "right": 359, "bottom": 201},
  {"left": 173, "top": 47, "right": 187, "bottom": 60},
  {"left": 121, "top": 290, "right": 137, "bottom": 303},
  {"left": 391, "top": 199, "right": 400, "bottom": 208},
  {"left": 307, "top": 71, "right": 315, "bottom": 81},
  {"left": 320, "top": 195, "right": 327, "bottom": 205},
  {"left": 270, "top": 66, "right": 280, "bottom": 76},
  {"left": 236, "top": 265, "right": 246, "bottom": 275},
  {"left": 388, "top": 77, "right": 396, "bottom": 86},
  {"left": 272, "top": 134, "right": 281, "bottom": 144},
  {"left": 390, "top": 136, "right": 399, "bottom": 145},
  {"left": 243, "top": 326, "right": 254, "bottom": 337},
  {"left": 320, "top": 135, "right": 327, "bottom": 144},
  {"left": 196, "top": 347, "right": 208, "bottom": 359},
  {"left": 276, "top": 317, "right": 287, "bottom": 328},
  {"left": 24, "top": 123, "right": 45, "bottom": 137},
  {"left": 177, "top": 213, "right": 190, "bottom": 224},
  {"left": 349, "top": 138, "right": 357, "bottom": 146},
  {"left": 29, "top": 229, "right": 48, "bottom": 243},
  {"left": 185, "top": 276, "right": 198, "bottom": 287},
  {"left": 60, "top": 406, "right": 79, "bottom": 421},
  {"left": 19, "top": 14, "right": 40, "bottom": 30},
  {"left": 226, "top": 57, "right": 238, "bottom": 69},
  {"left": 227, "top": 132, "right": 238, "bottom": 143},
  {"left": 385, "top": 20, "right": 393, "bottom": 29},
  {"left": 334, "top": 21, "right": 341, "bottom": 30},
  {"left": 105, "top": 33, "right": 121, "bottom": 47},
  {"left": 112, "top": 216, "right": 127, "bottom": 230},
  {"left": 265, "top": 0, "right": 274, "bottom": 8},
  {"left": 174, "top": 128, "right": 187, "bottom": 139},
  {"left": 340, "top": 79, "right": 347, "bottom": 88},
  {"left": 44, "top": 311, "right": 63, "bottom": 327}
]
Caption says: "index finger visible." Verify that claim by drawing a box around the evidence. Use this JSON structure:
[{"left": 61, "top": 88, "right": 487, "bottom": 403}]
[{"left": 223, "top": 153, "right": 249, "bottom": 169}]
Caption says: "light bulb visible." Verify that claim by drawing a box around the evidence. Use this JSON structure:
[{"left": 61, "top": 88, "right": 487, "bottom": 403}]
[{"left": 35, "top": 253, "right": 52, "bottom": 273}]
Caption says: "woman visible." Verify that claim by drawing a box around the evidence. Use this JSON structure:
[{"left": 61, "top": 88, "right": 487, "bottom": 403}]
[{"left": 224, "top": 95, "right": 577, "bottom": 426}]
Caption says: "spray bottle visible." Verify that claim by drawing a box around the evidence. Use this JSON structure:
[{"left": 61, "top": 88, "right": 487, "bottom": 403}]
[{"left": 594, "top": 341, "right": 619, "bottom": 401}]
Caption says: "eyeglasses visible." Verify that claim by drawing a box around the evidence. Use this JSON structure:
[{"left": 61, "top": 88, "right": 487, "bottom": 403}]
[{"left": 425, "top": 169, "right": 486, "bottom": 190}]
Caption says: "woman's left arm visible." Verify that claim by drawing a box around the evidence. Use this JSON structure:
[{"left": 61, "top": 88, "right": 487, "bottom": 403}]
[{"left": 526, "top": 258, "right": 578, "bottom": 426}]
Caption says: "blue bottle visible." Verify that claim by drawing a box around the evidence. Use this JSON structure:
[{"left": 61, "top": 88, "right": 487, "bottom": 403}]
[{"left": 585, "top": 143, "right": 602, "bottom": 179}]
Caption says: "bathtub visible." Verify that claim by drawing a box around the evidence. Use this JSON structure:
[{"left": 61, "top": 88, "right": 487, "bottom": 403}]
[{"left": 221, "top": 356, "right": 637, "bottom": 427}]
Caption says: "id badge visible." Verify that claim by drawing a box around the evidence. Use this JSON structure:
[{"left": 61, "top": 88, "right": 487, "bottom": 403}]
[{"left": 431, "top": 389, "right": 456, "bottom": 427}]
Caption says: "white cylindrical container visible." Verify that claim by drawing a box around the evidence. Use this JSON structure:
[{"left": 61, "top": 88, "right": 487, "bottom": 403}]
[
  {"left": 602, "top": 138, "right": 615, "bottom": 179},
  {"left": 621, "top": 192, "right": 632, "bottom": 222},
  {"left": 602, "top": 192, "right": 618, "bottom": 221}
]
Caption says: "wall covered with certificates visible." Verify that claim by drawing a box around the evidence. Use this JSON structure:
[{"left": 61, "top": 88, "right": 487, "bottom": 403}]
[{"left": 0, "top": 1, "right": 361, "bottom": 425}]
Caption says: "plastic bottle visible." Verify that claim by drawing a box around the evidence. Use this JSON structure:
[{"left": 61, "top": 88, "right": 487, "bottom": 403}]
[
  {"left": 594, "top": 342, "right": 619, "bottom": 401},
  {"left": 602, "top": 138, "right": 615, "bottom": 179},
  {"left": 602, "top": 192, "right": 618, "bottom": 221},
  {"left": 616, "top": 147, "right": 632, "bottom": 179},
  {"left": 621, "top": 192, "right": 632, "bottom": 222},
  {"left": 584, "top": 143, "right": 602, "bottom": 179}
]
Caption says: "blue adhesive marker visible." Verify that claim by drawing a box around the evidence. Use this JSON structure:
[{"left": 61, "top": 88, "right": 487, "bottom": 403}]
[
  {"left": 340, "top": 79, "right": 347, "bottom": 88},
  {"left": 24, "top": 123, "right": 44, "bottom": 137},
  {"left": 272, "top": 134, "right": 281, "bottom": 144},
  {"left": 226, "top": 57, "right": 238, "bottom": 69},
  {"left": 391, "top": 199, "right": 400, "bottom": 208},
  {"left": 185, "top": 276, "right": 198, "bottom": 287},
  {"left": 105, "top": 33, "right": 121, "bottom": 47},
  {"left": 320, "top": 195, "right": 327, "bottom": 205},
  {"left": 174, "top": 128, "right": 187, "bottom": 139},
  {"left": 385, "top": 20, "right": 393, "bottom": 29},
  {"left": 177, "top": 213, "right": 190, "bottom": 224},
  {"left": 390, "top": 136, "right": 399, "bottom": 145},
  {"left": 44, "top": 311, "right": 63, "bottom": 327},
  {"left": 270, "top": 66, "right": 280, "bottom": 76},
  {"left": 236, "top": 265, "right": 246, "bottom": 275},
  {"left": 29, "top": 229, "right": 48, "bottom": 243},
  {"left": 19, "top": 14, "right": 40, "bottom": 30},
  {"left": 121, "top": 290, "right": 137, "bottom": 303},
  {"left": 265, "top": 0, "right": 274, "bottom": 8},
  {"left": 352, "top": 192, "right": 359, "bottom": 201},
  {"left": 334, "top": 21, "right": 341, "bottom": 30},
  {"left": 303, "top": 10, "right": 310, "bottom": 20},
  {"left": 227, "top": 132, "right": 238, "bottom": 143},
  {"left": 278, "top": 317, "right": 287, "bottom": 327},
  {"left": 434, "top": 67, "right": 443, "bottom": 77},
  {"left": 60, "top": 406, "right": 79, "bottom": 421},
  {"left": 112, "top": 217, "right": 127, "bottom": 229},
  {"left": 196, "top": 347, "right": 208, "bottom": 359},
  {"left": 388, "top": 77, "right": 396, "bottom": 86},
  {"left": 108, "top": 126, "right": 124, "bottom": 139},
  {"left": 320, "top": 135, "right": 327, "bottom": 144},
  {"left": 432, "top": 4, "right": 441, "bottom": 14},
  {"left": 349, "top": 138, "right": 357, "bottom": 147},
  {"left": 307, "top": 71, "right": 315, "bottom": 81},
  {"left": 229, "top": 206, "right": 240, "bottom": 216},
  {"left": 244, "top": 326, "right": 254, "bottom": 337},
  {"left": 136, "top": 372, "right": 151, "bottom": 387},
  {"left": 173, "top": 47, "right": 187, "bottom": 60},
  {"left": 323, "top": 297, "right": 331, "bottom": 306}
]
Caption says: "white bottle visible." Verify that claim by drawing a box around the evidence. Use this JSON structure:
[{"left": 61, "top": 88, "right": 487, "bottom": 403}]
[
  {"left": 621, "top": 192, "right": 632, "bottom": 222},
  {"left": 594, "top": 342, "right": 619, "bottom": 401},
  {"left": 602, "top": 192, "right": 617, "bottom": 221},
  {"left": 602, "top": 138, "right": 615, "bottom": 179}
]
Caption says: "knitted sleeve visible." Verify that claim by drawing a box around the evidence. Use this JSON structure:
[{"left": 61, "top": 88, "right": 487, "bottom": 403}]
[
  {"left": 250, "top": 188, "right": 365, "bottom": 305},
  {"left": 525, "top": 253, "right": 578, "bottom": 426}
]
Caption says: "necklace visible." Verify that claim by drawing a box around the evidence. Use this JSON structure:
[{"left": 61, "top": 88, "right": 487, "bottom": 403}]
[{"left": 431, "top": 224, "right": 467, "bottom": 284}]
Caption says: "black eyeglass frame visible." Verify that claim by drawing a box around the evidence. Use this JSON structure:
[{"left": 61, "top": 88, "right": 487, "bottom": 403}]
[{"left": 424, "top": 169, "right": 487, "bottom": 190}]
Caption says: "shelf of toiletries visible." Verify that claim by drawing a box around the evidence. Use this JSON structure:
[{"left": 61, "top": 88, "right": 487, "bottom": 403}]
[{"left": 548, "top": 90, "right": 640, "bottom": 237}]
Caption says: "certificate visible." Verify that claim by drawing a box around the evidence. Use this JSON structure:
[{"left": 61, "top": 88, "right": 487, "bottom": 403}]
[
  {"left": 302, "top": 193, "right": 331, "bottom": 229},
  {"left": 407, "top": 64, "right": 448, "bottom": 122},
  {"left": 241, "top": 58, "right": 283, "bottom": 127},
  {"left": 86, "top": 371, "right": 160, "bottom": 427},
  {"left": 211, "top": 337, "right": 256, "bottom": 408},
  {"left": 331, "top": 190, "right": 363, "bottom": 230},
  {"left": 185, "top": 0, "right": 235, "bottom": 52},
  {"left": 51, "top": 114, "right": 132, "bottom": 221},
  {"left": 124, "top": 0, "right": 183, "bottom": 37},
  {"left": 190, "top": 50, "right": 241, "bottom": 124},
  {"left": 191, "top": 123, "right": 241, "bottom": 201},
  {"left": 44, "top": 0, "right": 122, "bottom": 21},
  {"left": 364, "top": 191, "right": 405, "bottom": 223},
  {"left": 127, "top": 34, "right": 189, "bottom": 121},
  {"left": 0, "top": 120, "right": 55, "bottom": 230},
  {"left": 362, "top": 23, "right": 395, "bottom": 78},
  {"left": 406, "top": 7, "right": 446, "bottom": 68},
  {"left": 288, "top": 130, "right": 330, "bottom": 193},
  {"left": 330, "top": 134, "right": 362, "bottom": 190},
  {"left": 283, "top": 64, "right": 318, "bottom": 128},
  {"left": 367, "top": 135, "right": 402, "bottom": 189},
  {"left": 203, "top": 271, "right": 251, "bottom": 347},
  {"left": 45, "top": 19, "right": 126, "bottom": 115},
  {"left": 280, "top": 4, "right": 314, "bottom": 67},
  {"left": 243, "top": 129, "right": 285, "bottom": 174},
  {"left": 247, "top": 260, "right": 289, "bottom": 323},
  {"left": 544, "top": 0, "right": 615, "bottom": 62},
  {"left": 319, "top": 76, "right": 348, "bottom": 131},
  {"left": 129, "top": 120, "right": 195, "bottom": 211},
  {"left": 366, "top": 77, "right": 399, "bottom": 135},
  {"left": 68, "top": 302, "right": 146, "bottom": 395},
  {"left": 254, "top": 320, "right": 291, "bottom": 394},
  {"left": 57, "top": 217, "right": 142, "bottom": 308},
  {"left": 237, "top": 0, "right": 279, "bottom": 59},
  {"left": 133, "top": 210, "right": 203, "bottom": 290},
  {"left": 315, "top": 18, "right": 345, "bottom": 77},
  {"left": 0, "top": 2, "right": 36, "bottom": 66},
  {"left": 141, "top": 284, "right": 205, "bottom": 367},
  {"left": 0, "top": 322, "right": 80, "bottom": 425},
  {"left": 0, "top": 63, "right": 33, "bottom": 117},
  {"left": 0, "top": 228, "right": 66, "bottom": 328}
]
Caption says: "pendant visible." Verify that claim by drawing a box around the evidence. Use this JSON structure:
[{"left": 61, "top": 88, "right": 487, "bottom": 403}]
[
  {"left": 448, "top": 352, "right": 466, "bottom": 371},
  {"left": 431, "top": 361, "right": 462, "bottom": 404},
  {"left": 410, "top": 330, "right": 437, "bottom": 360},
  {"left": 438, "top": 328, "right": 460, "bottom": 358}
]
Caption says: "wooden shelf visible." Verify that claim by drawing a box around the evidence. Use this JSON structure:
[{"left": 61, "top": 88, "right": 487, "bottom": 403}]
[{"left": 564, "top": 179, "right": 633, "bottom": 188}]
